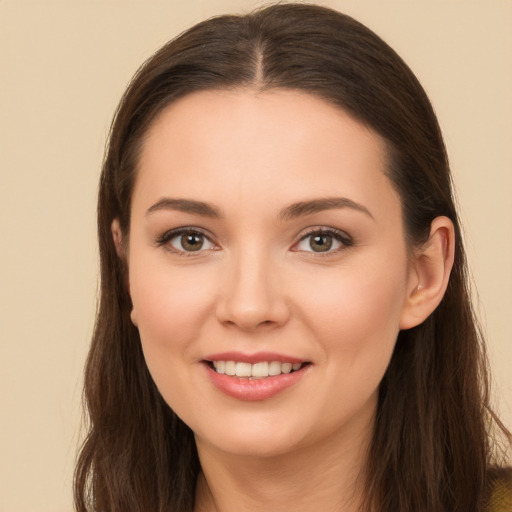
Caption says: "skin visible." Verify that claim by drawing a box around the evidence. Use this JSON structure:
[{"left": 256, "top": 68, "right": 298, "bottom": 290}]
[{"left": 114, "top": 89, "right": 454, "bottom": 512}]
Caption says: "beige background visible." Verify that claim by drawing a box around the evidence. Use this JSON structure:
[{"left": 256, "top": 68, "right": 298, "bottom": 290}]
[{"left": 0, "top": 1, "right": 510, "bottom": 510}]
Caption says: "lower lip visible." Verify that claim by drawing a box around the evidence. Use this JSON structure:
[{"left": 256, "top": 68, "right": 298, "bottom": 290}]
[{"left": 204, "top": 363, "right": 309, "bottom": 401}]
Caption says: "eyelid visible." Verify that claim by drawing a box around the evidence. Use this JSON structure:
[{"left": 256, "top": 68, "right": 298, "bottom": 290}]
[
  {"left": 292, "top": 226, "right": 353, "bottom": 254},
  {"left": 155, "top": 225, "right": 352, "bottom": 255},
  {"left": 155, "top": 226, "right": 219, "bottom": 254}
]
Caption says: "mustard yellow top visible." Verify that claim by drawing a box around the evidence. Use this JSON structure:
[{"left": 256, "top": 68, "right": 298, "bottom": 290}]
[{"left": 487, "top": 469, "right": 512, "bottom": 512}]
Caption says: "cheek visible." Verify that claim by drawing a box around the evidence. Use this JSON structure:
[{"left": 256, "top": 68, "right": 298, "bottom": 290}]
[
  {"left": 299, "top": 261, "right": 406, "bottom": 331},
  {"left": 129, "top": 260, "right": 218, "bottom": 358},
  {"left": 293, "top": 256, "right": 409, "bottom": 382},
  {"left": 128, "top": 260, "right": 221, "bottom": 415}
]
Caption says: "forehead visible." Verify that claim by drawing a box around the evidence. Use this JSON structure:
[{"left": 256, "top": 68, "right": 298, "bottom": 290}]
[{"left": 134, "top": 89, "right": 399, "bottom": 223}]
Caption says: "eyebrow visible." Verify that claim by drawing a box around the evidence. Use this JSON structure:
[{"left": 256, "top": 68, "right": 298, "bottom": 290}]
[
  {"left": 146, "top": 196, "right": 373, "bottom": 221},
  {"left": 146, "top": 198, "right": 222, "bottom": 218},
  {"left": 278, "top": 197, "right": 374, "bottom": 221}
]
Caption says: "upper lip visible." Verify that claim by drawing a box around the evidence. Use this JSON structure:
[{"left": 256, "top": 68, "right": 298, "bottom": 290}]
[{"left": 203, "top": 351, "right": 307, "bottom": 364}]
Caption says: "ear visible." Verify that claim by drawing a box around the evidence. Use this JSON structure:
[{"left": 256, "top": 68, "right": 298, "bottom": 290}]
[
  {"left": 111, "top": 218, "right": 125, "bottom": 259},
  {"left": 130, "top": 308, "right": 138, "bottom": 327},
  {"left": 111, "top": 219, "right": 138, "bottom": 327},
  {"left": 400, "top": 216, "right": 455, "bottom": 330}
]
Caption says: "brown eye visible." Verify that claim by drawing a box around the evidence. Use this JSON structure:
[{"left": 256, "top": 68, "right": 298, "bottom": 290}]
[
  {"left": 165, "top": 230, "right": 215, "bottom": 253},
  {"left": 309, "top": 234, "right": 333, "bottom": 252},
  {"left": 180, "top": 233, "right": 204, "bottom": 251},
  {"left": 294, "top": 229, "right": 351, "bottom": 254}
]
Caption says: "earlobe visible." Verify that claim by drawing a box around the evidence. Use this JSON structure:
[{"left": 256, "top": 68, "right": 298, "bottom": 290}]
[
  {"left": 130, "top": 308, "right": 138, "bottom": 327},
  {"left": 400, "top": 216, "right": 455, "bottom": 330}
]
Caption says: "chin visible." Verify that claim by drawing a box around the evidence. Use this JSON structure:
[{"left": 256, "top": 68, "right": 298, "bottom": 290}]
[
  {"left": 200, "top": 434, "right": 303, "bottom": 459},
  {"left": 192, "top": 414, "right": 311, "bottom": 459}
]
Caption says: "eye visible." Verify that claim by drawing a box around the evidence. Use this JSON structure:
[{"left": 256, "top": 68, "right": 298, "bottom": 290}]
[
  {"left": 294, "top": 228, "right": 352, "bottom": 254},
  {"left": 157, "top": 228, "right": 216, "bottom": 254}
]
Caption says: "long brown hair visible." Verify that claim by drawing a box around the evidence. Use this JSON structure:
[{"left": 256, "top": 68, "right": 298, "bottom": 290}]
[{"left": 74, "top": 4, "right": 510, "bottom": 511}]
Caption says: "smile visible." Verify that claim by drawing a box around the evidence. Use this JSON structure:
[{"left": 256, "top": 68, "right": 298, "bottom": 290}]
[
  {"left": 210, "top": 360, "right": 304, "bottom": 379},
  {"left": 203, "top": 354, "right": 311, "bottom": 400}
]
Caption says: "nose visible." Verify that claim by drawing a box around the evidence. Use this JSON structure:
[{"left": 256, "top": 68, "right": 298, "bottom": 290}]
[{"left": 215, "top": 247, "right": 290, "bottom": 331}]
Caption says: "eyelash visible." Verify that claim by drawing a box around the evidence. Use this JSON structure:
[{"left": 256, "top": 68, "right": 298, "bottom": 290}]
[
  {"left": 293, "top": 227, "right": 353, "bottom": 255},
  {"left": 155, "top": 227, "right": 217, "bottom": 256},
  {"left": 155, "top": 226, "right": 353, "bottom": 256}
]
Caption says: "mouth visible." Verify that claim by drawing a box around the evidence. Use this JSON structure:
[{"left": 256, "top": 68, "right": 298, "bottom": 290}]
[
  {"left": 205, "top": 360, "right": 308, "bottom": 379},
  {"left": 202, "top": 352, "right": 311, "bottom": 400}
]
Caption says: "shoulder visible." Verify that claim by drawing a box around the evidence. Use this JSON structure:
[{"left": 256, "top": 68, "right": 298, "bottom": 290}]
[{"left": 486, "top": 467, "right": 512, "bottom": 512}]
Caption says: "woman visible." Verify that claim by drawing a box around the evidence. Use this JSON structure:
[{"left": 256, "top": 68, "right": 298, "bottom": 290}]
[{"left": 74, "top": 3, "right": 511, "bottom": 511}]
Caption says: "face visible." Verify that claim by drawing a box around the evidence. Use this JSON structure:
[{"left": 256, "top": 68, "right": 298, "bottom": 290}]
[{"left": 125, "top": 89, "right": 417, "bottom": 459}]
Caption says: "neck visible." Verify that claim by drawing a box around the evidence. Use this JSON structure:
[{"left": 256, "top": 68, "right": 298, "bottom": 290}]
[{"left": 194, "top": 421, "right": 372, "bottom": 512}]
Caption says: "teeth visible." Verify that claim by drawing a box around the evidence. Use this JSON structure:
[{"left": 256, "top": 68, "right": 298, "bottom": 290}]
[
  {"left": 214, "top": 360, "right": 225, "bottom": 374},
  {"left": 224, "top": 361, "right": 236, "bottom": 376},
  {"left": 235, "top": 362, "right": 251, "bottom": 377},
  {"left": 281, "top": 362, "right": 292, "bottom": 374},
  {"left": 212, "top": 360, "right": 303, "bottom": 378},
  {"left": 252, "top": 362, "right": 269, "bottom": 378},
  {"left": 268, "top": 361, "right": 282, "bottom": 376}
]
